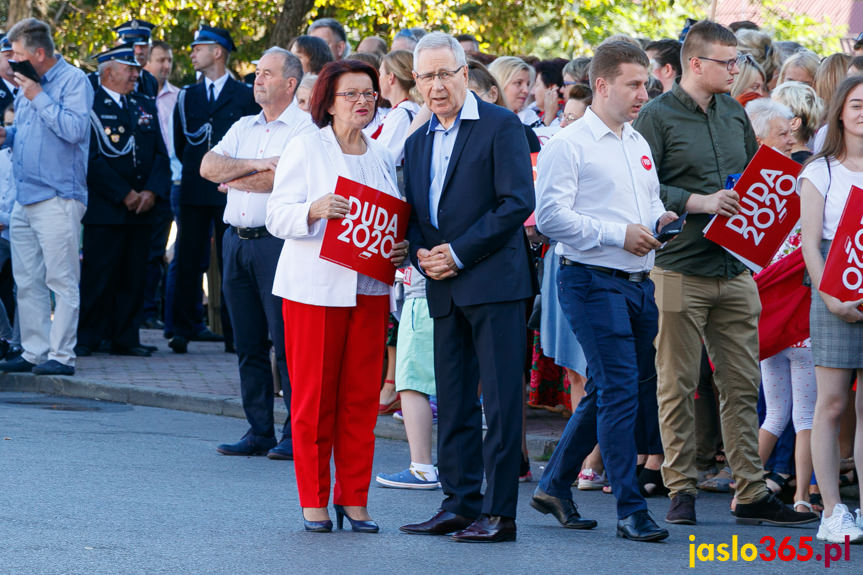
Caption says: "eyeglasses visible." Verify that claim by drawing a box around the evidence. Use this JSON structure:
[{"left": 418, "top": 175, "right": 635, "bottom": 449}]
[
  {"left": 335, "top": 90, "right": 378, "bottom": 102},
  {"left": 563, "top": 113, "right": 579, "bottom": 123},
  {"left": 414, "top": 65, "right": 464, "bottom": 84},
  {"left": 696, "top": 54, "right": 748, "bottom": 71}
]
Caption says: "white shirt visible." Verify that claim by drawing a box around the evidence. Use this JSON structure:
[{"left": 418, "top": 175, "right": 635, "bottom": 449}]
[
  {"left": 205, "top": 73, "right": 229, "bottom": 102},
  {"left": 211, "top": 102, "right": 316, "bottom": 228},
  {"left": 798, "top": 157, "right": 863, "bottom": 240},
  {"left": 100, "top": 84, "right": 125, "bottom": 108},
  {"left": 535, "top": 107, "right": 667, "bottom": 273},
  {"left": 154, "top": 81, "right": 181, "bottom": 181},
  {"left": 375, "top": 100, "right": 420, "bottom": 165}
]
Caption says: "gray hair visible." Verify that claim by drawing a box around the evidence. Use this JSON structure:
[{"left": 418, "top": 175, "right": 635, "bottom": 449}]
[
  {"left": 262, "top": 46, "right": 303, "bottom": 84},
  {"left": 413, "top": 32, "right": 466, "bottom": 69},
  {"left": 298, "top": 73, "right": 317, "bottom": 92},
  {"left": 745, "top": 98, "right": 793, "bottom": 140},
  {"left": 7, "top": 17, "right": 54, "bottom": 55},
  {"left": 308, "top": 18, "right": 351, "bottom": 56}
]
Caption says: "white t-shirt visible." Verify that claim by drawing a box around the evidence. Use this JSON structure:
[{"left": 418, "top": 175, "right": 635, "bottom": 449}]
[
  {"left": 798, "top": 156, "right": 863, "bottom": 239},
  {"left": 375, "top": 100, "right": 421, "bottom": 165}
]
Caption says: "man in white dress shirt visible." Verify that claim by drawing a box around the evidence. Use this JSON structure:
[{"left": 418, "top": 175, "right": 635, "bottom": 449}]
[
  {"left": 200, "top": 47, "right": 316, "bottom": 458},
  {"left": 533, "top": 40, "right": 677, "bottom": 542}
]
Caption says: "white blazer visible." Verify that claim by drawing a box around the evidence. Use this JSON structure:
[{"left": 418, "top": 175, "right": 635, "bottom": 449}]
[{"left": 266, "top": 125, "right": 399, "bottom": 307}]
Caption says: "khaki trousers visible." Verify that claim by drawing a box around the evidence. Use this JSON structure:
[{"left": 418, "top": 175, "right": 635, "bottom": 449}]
[{"left": 652, "top": 267, "right": 769, "bottom": 504}]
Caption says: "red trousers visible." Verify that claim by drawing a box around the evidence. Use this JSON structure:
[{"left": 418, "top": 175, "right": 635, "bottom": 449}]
[{"left": 282, "top": 295, "right": 388, "bottom": 508}]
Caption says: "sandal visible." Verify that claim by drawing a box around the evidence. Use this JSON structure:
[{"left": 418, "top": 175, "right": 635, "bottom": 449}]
[
  {"left": 839, "top": 469, "right": 858, "bottom": 488},
  {"left": 794, "top": 500, "right": 816, "bottom": 514},
  {"left": 698, "top": 466, "right": 733, "bottom": 493},
  {"left": 638, "top": 467, "right": 669, "bottom": 497},
  {"left": 764, "top": 471, "right": 795, "bottom": 504},
  {"left": 809, "top": 492, "right": 823, "bottom": 512}
]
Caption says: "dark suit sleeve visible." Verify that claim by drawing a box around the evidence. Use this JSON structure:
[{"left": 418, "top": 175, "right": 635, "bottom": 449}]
[
  {"left": 449, "top": 113, "right": 535, "bottom": 267},
  {"left": 87, "top": 126, "right": 132, "bottom": 205},
  {"left": 144, "top": 110, "right": 172, "bottom": 200}
]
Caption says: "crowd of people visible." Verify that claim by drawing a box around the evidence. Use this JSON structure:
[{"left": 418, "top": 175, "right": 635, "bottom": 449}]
[{"left": 0, "top": 12, "right": 861, "bottom": 545}]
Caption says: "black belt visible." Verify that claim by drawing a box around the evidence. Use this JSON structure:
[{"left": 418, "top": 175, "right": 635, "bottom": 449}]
[
  {"left": 560, "top": 257, "right": 648, "bottom": 283},
  {"left": 233, "top": 225, "right": 270, "bottom": 240}
]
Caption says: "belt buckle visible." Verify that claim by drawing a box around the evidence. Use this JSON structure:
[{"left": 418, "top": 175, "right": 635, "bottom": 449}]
[
  {"left": 237, "top": 227, "right": 251, "bottom": 240},
  {"left": 629, "top": 272, "right": 645, "bottom": 282}
]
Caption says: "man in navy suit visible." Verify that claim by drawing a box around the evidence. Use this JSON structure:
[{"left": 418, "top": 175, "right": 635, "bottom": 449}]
[
  {"left": 169, "top": 25, "right": 259, "bottom": 354},
  {"left": 399, "top": 32, "right": 535, "bottom": 543}
]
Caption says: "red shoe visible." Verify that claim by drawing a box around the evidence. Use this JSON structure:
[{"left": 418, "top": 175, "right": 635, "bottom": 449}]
[{"left": 378, "top": 394, "right": 401, "bottom": 415}]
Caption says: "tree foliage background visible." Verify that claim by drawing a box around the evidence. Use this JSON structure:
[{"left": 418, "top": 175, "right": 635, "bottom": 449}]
[{"left": 0, "top": 0, "right": 846, "bottom": 83}]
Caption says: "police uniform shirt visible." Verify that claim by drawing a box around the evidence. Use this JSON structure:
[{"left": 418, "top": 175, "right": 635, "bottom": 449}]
[
  {"left": 211, "top": 102, "right": 316, "bottom": 228},
  {"left": 205, "top": 73, "right": 229, "bottom": 103}
]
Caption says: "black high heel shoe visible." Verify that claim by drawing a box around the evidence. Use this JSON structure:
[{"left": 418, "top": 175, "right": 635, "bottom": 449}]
[
  {"left": 334, "top": 504, "right": 379, "bottom": 533},
  {"left": 302, "top": 509, "right": 333, "bottom": 533}
]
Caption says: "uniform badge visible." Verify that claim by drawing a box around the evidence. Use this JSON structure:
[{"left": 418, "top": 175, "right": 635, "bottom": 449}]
[
  {"left": 0, "top": 90, "right": 6, "bottom": 99},
  {"left": 118, "top": 126, "right": 125, "bottom": 134},
  {"left": 137, "top": 109, "right": 153, "bottom": 126},
  {"left": 110, "top": 134, "right": 120, "bottom": 143},
  {"left": 104, "top": 127, "right": 112, "bottom": 135},
  {"left": 104, "top": 98, "right": 112, "bottom": 105}
]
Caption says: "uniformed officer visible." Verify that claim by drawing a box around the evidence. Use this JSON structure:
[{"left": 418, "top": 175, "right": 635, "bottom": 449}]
[
  {"left": 169, "top": 25, "right": 259, "bottom": 354},
  {"left": 88, "top": 19, "right": 159, "bottom": 98},
  {"left": 0, "top": 37, "right": 18, "bottom": 113},
  {"left": 77, "top": 44, "right": 171, "bottom": 357}
]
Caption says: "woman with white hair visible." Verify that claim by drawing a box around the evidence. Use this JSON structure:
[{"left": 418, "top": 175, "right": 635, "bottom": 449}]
[
  {"left": 746, "top": 95, "right": 819, "bottom": 514},
  {"left": 772, "top": 81, "right": 824, "bottom": 164}
]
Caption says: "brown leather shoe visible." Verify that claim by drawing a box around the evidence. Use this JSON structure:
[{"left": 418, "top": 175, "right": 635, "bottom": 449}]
[
  {"left": 400, "top": 509, "right": 474, "bottom": 535},
  {"left": 451, "top": 515, "right": 517, "bottom": 543},
  {"left": 666, "top": 493, "right": 697, "bottom": 525}
]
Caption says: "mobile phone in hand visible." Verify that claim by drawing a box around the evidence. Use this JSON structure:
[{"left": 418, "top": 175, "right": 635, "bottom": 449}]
[
  {"left": 9, "top": 60, "right": 40, "bottom": 83},
  {"left": 655, "top": 212, "right": 687, "bottom": 243}
]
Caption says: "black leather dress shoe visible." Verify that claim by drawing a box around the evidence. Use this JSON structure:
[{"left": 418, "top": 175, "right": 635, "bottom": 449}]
[
  {"left": 142, "top": 345, "right": 158, "bottom": 353},
  {"left": 110, "top": 345, "right": 152, "bottom": 357},
  {"left": 400, "top": 509, "right": 474, "bottom": 535},
  {"left": 0, "top": 356, "right": 35, "bottom": 372},
  {"left": 617, "top": 509, "right": 669, "bottom": 542},
  {"left": 192, "top": 329, "right": 224, "bottom": 342},
  {"left": 451, "top": 515, "right": 517, "bottom": 543},
  {"left": 216, "top": 432, "right": 277, "bottom": 456},
  {"left": 74, "top": 344, "right": 93, "bottom": 357},
  {"left": 267, "top": 437, "right": 293, "bottom": 460},
  {"left": 169, "top": 336, "right": 188, "bottom": 354},
  {"left": 530, "top": 487, "right": 597, "bottom": 529}
]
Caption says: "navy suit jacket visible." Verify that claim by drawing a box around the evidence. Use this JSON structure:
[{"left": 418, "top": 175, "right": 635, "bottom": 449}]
[
  {"left": 404, "top": 95, "right": 537, "bottom": 318},
  {"left": 173, "top": 77, "right": 259, "bottom": 207}
]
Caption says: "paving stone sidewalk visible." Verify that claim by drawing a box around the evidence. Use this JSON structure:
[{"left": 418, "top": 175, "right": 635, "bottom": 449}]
[{"left": 0, "top": 329, "right": 567, "bottom": 457}]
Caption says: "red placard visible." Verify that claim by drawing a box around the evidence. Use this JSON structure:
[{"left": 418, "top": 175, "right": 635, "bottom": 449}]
[
  {"left": 319, "top": 176, "right": 411, "bottom": 285},
  {"left": 703, "top": 145, "right": 802, "bottom": 272},
  {"left": 524, "top": 152, "right": 539, "bottom": 227},
  {"left": 820, "top": 185, "right": 863, "bottom": 303}
]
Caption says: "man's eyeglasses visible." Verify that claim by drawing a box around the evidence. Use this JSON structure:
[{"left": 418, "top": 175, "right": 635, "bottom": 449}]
[
  {"left": 695, "top": 54, "right": 749, "bottom": 71},
  {"left": 414, "top": 65, "right": 464, "bottom": 84},
  {"left": 563, "top": 113, "right": 579, "bottom": 123},
  {"left": 335, "top": 90, "right": 378, "bottom": 102}
]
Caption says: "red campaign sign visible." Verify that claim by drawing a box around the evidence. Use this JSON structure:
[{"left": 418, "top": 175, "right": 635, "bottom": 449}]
[
  {"left": 319, "top": 176, "right": 411, "bottom": 285},
  {"left": 703, "top": 145, "right": 802, "bottom": 272},
  {"left": 524, "top": 152, "right": 539, "bottom": 227},
  {"left": 820, "top": 185, "right": 863, "bottom": 303}
]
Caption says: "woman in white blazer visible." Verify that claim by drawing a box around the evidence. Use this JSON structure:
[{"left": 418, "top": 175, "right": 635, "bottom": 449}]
[{"left": 266, "top": 59, "right": 408, "bottom": 534}]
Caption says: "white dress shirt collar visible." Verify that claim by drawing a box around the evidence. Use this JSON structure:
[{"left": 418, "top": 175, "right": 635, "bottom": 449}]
[
  {"left": 583, "top": 106, "right": 637, "bottom": 142},
  {"left": 427, "top": 90, "right": 480, "bottom": 134},
  {"left": 100, "top": 85, "right": 126, "bottom": 108},
  {"left": 205, "top": 72, "right": 230, "bottom": 101}
]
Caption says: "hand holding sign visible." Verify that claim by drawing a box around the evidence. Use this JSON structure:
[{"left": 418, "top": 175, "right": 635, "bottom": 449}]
[
  {"left": 703, "top": 145, "right": 802, "bottom": 272},
  {"left": 820, "top": 185, "right": 863, "bottom": 321},
  {"left": 310, "top": 193, "right": 350, "bottom": 221}
]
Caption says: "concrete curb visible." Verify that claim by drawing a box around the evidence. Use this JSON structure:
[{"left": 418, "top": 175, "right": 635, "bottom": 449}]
[{"left": 0, "top": 373, "right": 560, "bottom": 457}]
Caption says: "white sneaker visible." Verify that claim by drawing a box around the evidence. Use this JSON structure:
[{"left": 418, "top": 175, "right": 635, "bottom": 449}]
[
  {"left": 577, "top": 468, "right": 608, "bottom": 490},
  {"left": 816, "top": 503, "right": 863, "bottom": 543},
  {"left": 856, "top": 508, "right": 863, "bottom": 530}
]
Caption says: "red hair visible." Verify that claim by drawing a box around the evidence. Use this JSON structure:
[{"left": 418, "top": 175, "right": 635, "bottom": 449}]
[{"left": 309, "top": 59, "right": 380, "bottom": 128}]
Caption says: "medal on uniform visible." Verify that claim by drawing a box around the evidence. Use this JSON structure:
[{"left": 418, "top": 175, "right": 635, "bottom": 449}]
[
  {"left": 118, "top": 126, "right": 125, "bottom": 134},
  {"left": 104, "top": 127, "right": 112, "bottom": 135},
  {"left": 111, "top": 134, "right": 120, "bottom": 143}
]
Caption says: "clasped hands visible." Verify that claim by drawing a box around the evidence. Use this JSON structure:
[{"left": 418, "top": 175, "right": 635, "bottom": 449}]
[
  {"left": 123, "top": 190, "right": 156, "bottom": 214},
  {"left": 418, "top": 244, "right": 458, "bottom": 280}
]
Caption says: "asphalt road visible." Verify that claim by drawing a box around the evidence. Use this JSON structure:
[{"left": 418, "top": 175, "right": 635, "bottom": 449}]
[{"left": 0, "top": 392, "right": 858, "bottom": 574}]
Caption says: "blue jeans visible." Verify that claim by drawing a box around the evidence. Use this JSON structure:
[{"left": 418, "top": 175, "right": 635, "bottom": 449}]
[{"left": 539, "top": 264, "right": 657, "bottom": 519}]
